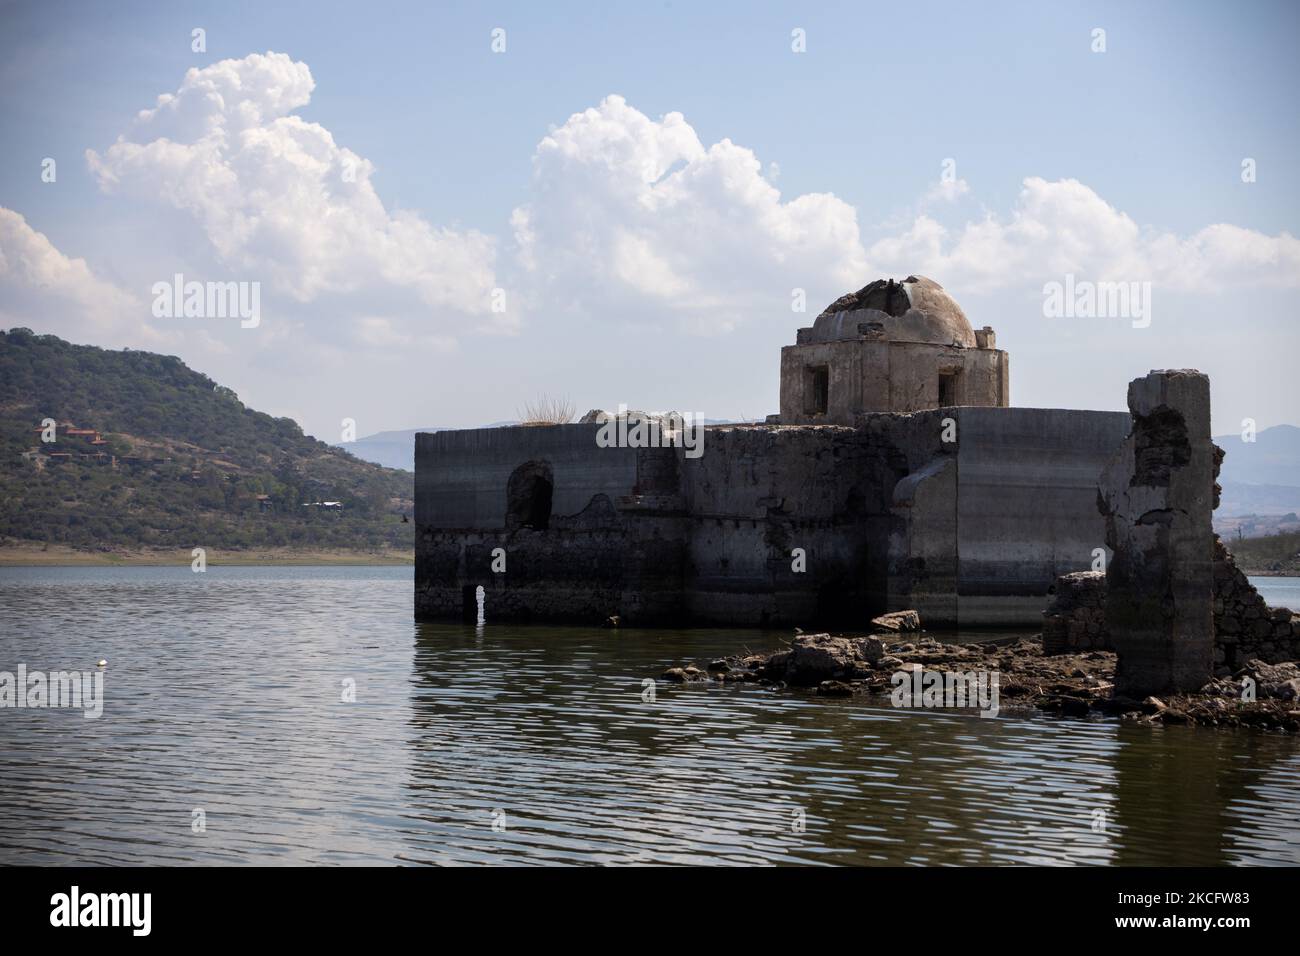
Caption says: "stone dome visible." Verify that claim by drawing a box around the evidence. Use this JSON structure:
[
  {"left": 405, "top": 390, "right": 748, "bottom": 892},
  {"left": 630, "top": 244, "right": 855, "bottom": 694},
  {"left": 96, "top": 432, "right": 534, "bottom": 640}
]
[{"left": 810, "top": 275, "right": 976, "bottom": 348}]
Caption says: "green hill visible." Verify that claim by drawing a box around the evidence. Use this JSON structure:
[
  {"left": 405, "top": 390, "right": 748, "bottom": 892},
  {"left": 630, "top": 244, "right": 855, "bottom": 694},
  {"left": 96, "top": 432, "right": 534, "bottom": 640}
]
[{"left": 0, "top": 328, "right": 413, "bottom": 556}]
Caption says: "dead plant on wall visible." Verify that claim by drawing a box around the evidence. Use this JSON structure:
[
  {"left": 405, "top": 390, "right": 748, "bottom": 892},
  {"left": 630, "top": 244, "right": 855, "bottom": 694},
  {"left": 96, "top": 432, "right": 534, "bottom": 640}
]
[{"left": 517, "top": 395, "right": 576, "bottom": 426}]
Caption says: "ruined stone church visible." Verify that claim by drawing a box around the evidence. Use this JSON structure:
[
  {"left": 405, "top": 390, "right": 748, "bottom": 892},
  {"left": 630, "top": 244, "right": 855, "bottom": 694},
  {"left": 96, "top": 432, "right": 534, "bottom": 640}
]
[{"left": 415, "top": 276, "right": 1130, "bottom": 628}]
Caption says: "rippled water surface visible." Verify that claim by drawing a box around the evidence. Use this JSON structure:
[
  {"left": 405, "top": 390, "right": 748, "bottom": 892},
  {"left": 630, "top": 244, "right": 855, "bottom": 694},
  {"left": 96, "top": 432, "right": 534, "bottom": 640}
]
[{"left": 2, "top": 566, "right": 1299, "bottom": 866}]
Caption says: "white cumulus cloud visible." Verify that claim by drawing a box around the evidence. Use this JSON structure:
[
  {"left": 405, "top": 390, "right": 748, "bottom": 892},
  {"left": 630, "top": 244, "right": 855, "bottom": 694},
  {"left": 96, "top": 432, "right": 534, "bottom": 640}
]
[
  {"left": 86, "top": 51, "right": 502, "bottom": 334},
  {"left": 866, "top": 177, "right": 1300, "bottom": 295},
  {"left": 509, "top": 98, "right": 1299, "bottom": 326},
  {"left": 0, "top": 207, "right": 153, "bottom": 345},
  {"left": 510, "top": 94, "right": 868, "bottom": 332}
]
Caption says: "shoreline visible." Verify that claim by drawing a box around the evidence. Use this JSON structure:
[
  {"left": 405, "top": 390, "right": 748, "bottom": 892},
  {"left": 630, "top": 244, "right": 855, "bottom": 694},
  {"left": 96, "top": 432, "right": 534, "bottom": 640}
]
[{"left": 0, "top": 543, "right": 414, "bottom": 567}]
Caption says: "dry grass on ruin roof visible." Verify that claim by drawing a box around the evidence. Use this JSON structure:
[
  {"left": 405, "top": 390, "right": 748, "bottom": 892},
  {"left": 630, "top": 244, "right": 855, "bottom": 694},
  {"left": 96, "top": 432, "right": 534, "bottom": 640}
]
[{"left": 517, "top": 395, "right": 576, "bottom": 426}]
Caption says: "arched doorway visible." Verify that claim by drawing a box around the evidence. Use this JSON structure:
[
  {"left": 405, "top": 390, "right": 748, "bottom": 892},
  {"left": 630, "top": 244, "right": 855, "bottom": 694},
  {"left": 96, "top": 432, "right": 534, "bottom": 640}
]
[{"left": 506, "top": 460, "right": 554, "bottom": 531}]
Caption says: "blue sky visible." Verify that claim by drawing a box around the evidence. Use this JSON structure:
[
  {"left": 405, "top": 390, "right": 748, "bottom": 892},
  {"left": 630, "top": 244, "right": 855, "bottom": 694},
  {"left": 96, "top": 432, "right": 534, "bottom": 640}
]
[{"left": 1, "top": 0, "right": 1297, "bottom": 439}]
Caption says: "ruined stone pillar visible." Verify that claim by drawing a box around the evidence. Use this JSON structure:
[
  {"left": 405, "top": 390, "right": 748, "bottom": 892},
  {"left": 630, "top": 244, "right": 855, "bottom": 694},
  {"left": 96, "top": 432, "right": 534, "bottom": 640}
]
[{"left": 1098, "top": 370, "right": 1214, "bottom": 697}]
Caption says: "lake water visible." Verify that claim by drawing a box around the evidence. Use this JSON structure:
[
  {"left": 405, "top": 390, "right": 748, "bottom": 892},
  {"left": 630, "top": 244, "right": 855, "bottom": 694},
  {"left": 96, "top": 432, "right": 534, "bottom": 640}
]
[
  {"left": 1254, "top": 576, "right": 1300, "bottom": 613},
  {"left": 2, "top": 566, "right": 1299, "bottom": 866}
]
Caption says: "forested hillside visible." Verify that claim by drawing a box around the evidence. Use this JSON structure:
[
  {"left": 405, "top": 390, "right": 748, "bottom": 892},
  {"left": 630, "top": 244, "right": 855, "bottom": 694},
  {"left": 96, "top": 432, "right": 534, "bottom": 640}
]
[{"left": 0, "top": 328, "right": 413, "bottom": 553}]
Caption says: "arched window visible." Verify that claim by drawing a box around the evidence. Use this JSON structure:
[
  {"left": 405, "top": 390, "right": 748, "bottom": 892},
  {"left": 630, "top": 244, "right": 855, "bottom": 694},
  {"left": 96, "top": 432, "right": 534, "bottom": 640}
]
[{"left": 506, "top": 460, "right": 554, "bottom": 531}]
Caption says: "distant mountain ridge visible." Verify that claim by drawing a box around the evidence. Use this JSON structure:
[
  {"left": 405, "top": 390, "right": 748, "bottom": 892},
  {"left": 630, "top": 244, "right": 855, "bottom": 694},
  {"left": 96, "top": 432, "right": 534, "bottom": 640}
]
[
  {"left": 1213, "top": 424, "right": 1300, "bottom": 525},
  {"left": 337, "top": 428, "right": 438, "bottom": 472},
  {"left": 337, "top": 424, "right": 517, "bottom": 470},
  {"left": 1215, "top": 423, "right": 1300, "bottom": 488}
]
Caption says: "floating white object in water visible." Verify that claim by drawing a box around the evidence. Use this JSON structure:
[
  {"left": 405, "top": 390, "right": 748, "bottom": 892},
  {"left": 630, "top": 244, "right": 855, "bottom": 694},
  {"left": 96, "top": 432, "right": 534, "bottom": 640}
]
[{"left": 97, "top": 659, "right": 107, "bottom": 668}]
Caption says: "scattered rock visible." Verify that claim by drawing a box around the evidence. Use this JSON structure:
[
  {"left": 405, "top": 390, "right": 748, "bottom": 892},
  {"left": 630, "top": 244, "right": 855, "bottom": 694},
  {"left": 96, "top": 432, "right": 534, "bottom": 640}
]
[
  {"left": 653, "top": 631, "right": 1300, "bottom": 733},
  {"left": 817, "top": 680, "right": 855, "bottom": 697},
  {"left": 860, "top": 636, "right": 888, "bottom": 665},
  {"left": 784, "top": 634, "right": 863, "bottom": 686},
  {"left": 871, "top": 610, "right": 921, "bottom": 633},
  {"left": 1240, "top": 660, "right": 1300, "bottom": 700}
]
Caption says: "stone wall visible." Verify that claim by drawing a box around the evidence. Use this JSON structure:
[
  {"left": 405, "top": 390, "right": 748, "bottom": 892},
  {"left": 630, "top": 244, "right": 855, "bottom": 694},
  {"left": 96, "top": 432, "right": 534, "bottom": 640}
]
[
  {"left": 680, "top": 423, "right": 903, "bottom": 628},
  {"left": 415, "top": 423, "right": 688, "bottom": 624},
  {"left": 415, "top": 422, "right": 638, "bottom": 530},
  {"left": 1041, "top": 571, "right": 1108, "bottom": 653},
  {"left": 1214, "top": 538, "right": 1298, "bottom": 667},
  {"left": 1041, "top": 544, "right": 1300, "bottom": 669},
  {"left": 416, "top": 407, "right": 1130, "bottom": 629},
  {"left": 415, "top": 420, "right": 897, "bottom": 627}
]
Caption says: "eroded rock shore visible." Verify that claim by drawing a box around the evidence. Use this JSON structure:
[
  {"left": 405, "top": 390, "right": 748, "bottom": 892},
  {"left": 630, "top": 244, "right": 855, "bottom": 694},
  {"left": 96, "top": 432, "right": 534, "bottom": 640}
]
[{"left": 659, "top": 632, "right": 1300, "bottom": 733}]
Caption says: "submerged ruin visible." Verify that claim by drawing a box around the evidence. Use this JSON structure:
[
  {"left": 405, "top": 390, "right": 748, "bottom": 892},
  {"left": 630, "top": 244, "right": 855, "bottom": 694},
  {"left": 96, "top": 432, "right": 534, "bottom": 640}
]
[
  {"left": 647, "top": 366, "right": 1299, "bottom": 725},
  {"left": 415, "top": 276, "right": 1131, "bottom": 629}
]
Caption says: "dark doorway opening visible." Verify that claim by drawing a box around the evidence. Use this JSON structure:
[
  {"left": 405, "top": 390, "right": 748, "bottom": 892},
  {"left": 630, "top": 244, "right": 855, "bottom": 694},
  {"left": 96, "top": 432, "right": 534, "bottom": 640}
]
[
  {"left": 461, "top": 584, "right": 479, "bottom": 622},
  {"left": 506, "top": 460, "right": 554, "bottom": 531},
  {"left": 805, "top": 365, "right": 829, "bottom": 415},
  {"left": 938, "top": 371, "right": 960, "bottom": 407}
]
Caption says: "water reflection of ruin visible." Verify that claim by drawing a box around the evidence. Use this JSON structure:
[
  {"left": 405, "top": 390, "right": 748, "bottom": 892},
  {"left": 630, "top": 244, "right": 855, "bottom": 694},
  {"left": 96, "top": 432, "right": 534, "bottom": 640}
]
[
  {"left": 1110, "top": 724, "right": 1300, "bottom": 866},
  {"left": 404, "top": 624, "right": 1300, "bottom": 865}
]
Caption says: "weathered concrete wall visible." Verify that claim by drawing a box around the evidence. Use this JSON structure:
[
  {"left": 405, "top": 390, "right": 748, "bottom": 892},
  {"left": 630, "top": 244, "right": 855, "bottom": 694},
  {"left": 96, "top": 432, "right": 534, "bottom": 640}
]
[
  {"left": 779, "top": 339, "right": 1008, "bottom": 424},
  {"left": 680, "top": 425, "right": 892, "bottom": 627},
  {"left": 884, "top": 407, "right": 1130, "bottom": 627},
  {"left": 415, "top": 424, "right": 639, "bottom": 530},
  {"left": 955, "top": 407, "right": 1130, "bottom": 625},
  {"left": 416, "top": 407, "right": 1128, "bottom": 629},
  {"left": 1100, "top": 370, "right": 1216, "bottom": 697},
  {"left": 416, "top": 421, "right": 909, "bottom": 628},
  {"left": 889, "top": 456, "right": 958, "bottom": 625},
  {"left": 414, "top": 425, "right": 685, "bottom": 623},
  {"left": 884, "top": 342, "right": 1006, "bottom": 414},
  {"left": 778, "top": 343, "right": 863, "bottom": 427}
]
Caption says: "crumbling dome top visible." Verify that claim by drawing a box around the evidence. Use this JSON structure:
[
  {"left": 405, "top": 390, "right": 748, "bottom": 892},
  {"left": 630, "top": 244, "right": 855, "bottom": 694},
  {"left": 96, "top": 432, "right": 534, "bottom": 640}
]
[{"left": 809, "top": 275, "right": 977, "bottom": 348}]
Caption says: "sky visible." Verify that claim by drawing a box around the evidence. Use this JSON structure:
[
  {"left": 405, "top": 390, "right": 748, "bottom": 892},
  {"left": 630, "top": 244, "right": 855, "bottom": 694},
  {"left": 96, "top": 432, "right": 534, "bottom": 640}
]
[{"left": 1, "top": 0, "right": 1297, "bottom": 441}]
